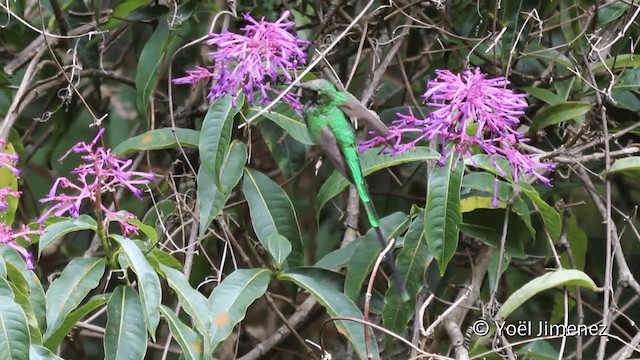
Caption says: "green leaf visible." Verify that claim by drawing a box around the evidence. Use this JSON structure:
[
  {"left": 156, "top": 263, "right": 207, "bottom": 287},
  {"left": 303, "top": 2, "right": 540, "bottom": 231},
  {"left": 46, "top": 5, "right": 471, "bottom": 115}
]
[
  {"left": 317, "top": 147, "right": 439, "bottom": 217},
  {"left": 601, "top": 156, "right": 640, "bottom": 177},
  {"left": 383, "top": 212, "right": 432, "bottom": 337},
  {"left": 530, "top": 102, "right": 591, "bottom": 132},
  {"left": 43, "top": 294, "right": 110, "bottom": 350},
  {"left": 593, "top": 54, "right": 640, "bottom": 73},
  {"left": 344, "top": 212, "right": 411, "bottom": 301},
  {"left": 281, "top": 268, "right": 380, "bottom": 360},
  {"left": 159, "top": 305, "right": 203, "bottom": 360},
  {"left": 39, "top": 215, "right": 97, "bottom": 257},
  {"left": 0, "top": 296, "right": 30, "bottom": 360},
  {"left": 198, "top": 141, "right": 247, "bottom": 238},
  {"left": 521, "top": 87, "right": 564, "bottom": 105},
  {"left": 135, "top": 15, "right": 189, "bottom": 118},
  {"left": 146, "top": 248, "right": 182, "bottom": 272},
  {"left": 496, "top": 270, "right": 600, "bottom": 319},
  {"left": 112, "top": 236, "right": 162, "bottom": 340},
  {"left": 104, "top": 286, "right": 148, "bottom": 360},
  {"left": 425, "top": 154, "right": 464, "bottom": 275},
  {"left": 461, "top": 173, "right": 535, "bottom": 237},
  {"left": 200, "top": 95, "right": 242, "bottom": 191},
  {"left": 113, "top": 128, "right": 200, "bottom": 155},
  {"left": 517, "top": 182, "right": 561, "bottom": 241},
  {"left": 6, "top": 264, "right": 41, "bottom": 343},
  {"left": 242, "top": 168, "right": 303, "bottom": 267},
  {"left": 208, "top": 269, "right": 270, "bottom": 352},
  {"left": 159, "top": 265, "right": 211, "bottom": 347},
  {"left": 105, "top": 0, "right": 152, "bottom": 29},
  {"left": 44, "top": 258, "right": 105, "bottom": 340},
  {"left": 29, "top": 344, "right": 64, "bottom": 360},
  {"left": 266, "top": 233, "right": 292, "bottom": 269},
  {"left": 248, "top": 104, "right": 313, "bottom": 145}
]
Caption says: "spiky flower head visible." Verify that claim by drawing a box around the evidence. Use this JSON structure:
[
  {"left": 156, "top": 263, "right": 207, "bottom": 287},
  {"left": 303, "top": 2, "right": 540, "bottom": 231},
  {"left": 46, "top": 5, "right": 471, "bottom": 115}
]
[
  {"left": 359, "top": 68, "right": 554, "bottom": 185},
  {"left": 173, "top": 11, "right": 309, "bottom": 110},
  {"left": 38, "top": 129, "right": 155, "bottom": 235}
]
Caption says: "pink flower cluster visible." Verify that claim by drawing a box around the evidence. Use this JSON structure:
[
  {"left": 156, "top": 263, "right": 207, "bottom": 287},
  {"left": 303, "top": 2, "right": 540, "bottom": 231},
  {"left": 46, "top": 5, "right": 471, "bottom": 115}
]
[
  {"left": 359, "top": 68, "right": 554, "bottom": 185},
  {"left": 38, "top": 128, "right": 155, "bottom": 236},
  {"left": 173, "top": 11, "right": 309, "bottom": 110}
]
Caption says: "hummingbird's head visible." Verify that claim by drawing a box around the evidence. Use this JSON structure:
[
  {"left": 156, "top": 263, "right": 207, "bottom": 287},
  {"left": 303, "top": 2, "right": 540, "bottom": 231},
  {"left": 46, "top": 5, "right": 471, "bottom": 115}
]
[{"left": 298, "top": 79, "right": 335, "bottom": 110}]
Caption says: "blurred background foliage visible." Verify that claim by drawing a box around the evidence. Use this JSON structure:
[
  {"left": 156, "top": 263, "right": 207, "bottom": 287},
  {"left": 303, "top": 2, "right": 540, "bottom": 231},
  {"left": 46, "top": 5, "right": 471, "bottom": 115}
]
[{"left": 1, "top": 0, "right": 639, "bottom": 359}]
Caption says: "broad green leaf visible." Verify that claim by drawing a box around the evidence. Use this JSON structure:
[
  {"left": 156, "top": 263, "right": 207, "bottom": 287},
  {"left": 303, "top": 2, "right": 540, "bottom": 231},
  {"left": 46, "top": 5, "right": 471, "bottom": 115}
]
[
  {"left": 112, "top": 236, "right": 161, "bottom": 340},
  {"left": 517, "top": 182, "right": 561, "bottom": 241},
  {"left": 105, "top": 0, "right": 153, "bottom": 29},
  {"left": 200, "top": 95, "right": 243, "bottom": 191},
  {"left": 242, "top": 168, "right": 303, "bottom": 267},
  {"left": 0, "top": 142, "right": 19, "bottom": 224},
  {"left": 383, "top": 212, "right": 432, "bottom": 336},
  {"left": 593, "top": 54, "right": 640, "bottom": 73},
  {"left": 460, "top": 209, "right": 529, "bottom": 259},
  {"left": 425, "top": 154, "right": 464, "bottom": 275},
  {"left": 461, "top": 173, "right": 535, "bottom": 237},
  {"left": 160, "top": 265, "right": 210, "bottom": 344},
  {"left": 601, "top": 156, "right": 640, "bottom": 177},
  {"left": 24, "top": 271, "right": 46, "bottom": 335},
  {"left": 344, "top": 212, "right": 411, "bottom": 301},
  {"left": 208, "top": 269, "right": 270, "bottom": 352},
  {"left": 159, "top": 305, "right": 203, "bottom": 360},
  {"left": 315, "top": 239, "right": 360, "bottom": 270},
  {"left": 126, "top": 218, "right": 158, "bottom": 243},
  {"left": 281, "top": 268, "right": 380, "bottom": 360},
  {"left": 135, "top": 15, "right": 189, "bottom": 118},
  {"left": 521, "top": 87, "right": 564, "bottom": 105},
  {"left": 198, "top": 141, "right": 247, "bottom": 238},
  {"left": 43, "top": 294, "right": 110, "bottom": 350},
  {"left": 496, "top": 270, "right": 600, "bottom": 319},
  {"left": 104, "top": 286, "right": 147, "bottom": 360},
  {"left": 44, "top": 258, "right": 105, "bottom": 339},
  {"left": 39, "top": 215, "right": 97, "bottom": 256},
  {"left": 266, "top": 233, "right": 292, "bottom": 269},
  {"left": 248, "top": 104, "right": 313, "bottom": 145},
  {"left": 610, "top": 88, "right": 640, "bottom": 112},
  {"left": 6, "top": 264, "right": 41, "bottom": 343},
  {"left": 113, "top": 128, "right": 200, "bottom": 155},
  {"left": 146, "top": 248, "right": 182, "bottom": 272},
  {"left": 0, "top": 277, "right": 13, "bottom": 298},
  {"left": 530, "top": 102, "right": 591, "bottom": 132},
  {"left": 317, "top": 147, "right": 439, "bottom": 217},
  {"left": 0, "top": 245, "right": 27, "bottom": 272},
  {"left": 0, "top": 295, "right": 29, "bottom": 360},
  {"left": 29, "top": 344, "right": 64, "bottom": 360}
]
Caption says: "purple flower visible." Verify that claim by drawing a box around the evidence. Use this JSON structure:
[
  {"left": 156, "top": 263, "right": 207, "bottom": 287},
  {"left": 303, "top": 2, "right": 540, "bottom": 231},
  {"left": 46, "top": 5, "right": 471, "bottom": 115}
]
[
  {"left": 38, "top": 129, "right": 156, "bottom": 235},
  {"left": 0, "top": 223, "right": 44, "bottom": 270},
  {"left": 359, "top": 68, "right": 554, "bottom": 185},
  {"left": 0, "top": 142, "right": 20, "bottom": 178},
  {"left": 173, "top": 10, "right": 309, "bottom": 110}
]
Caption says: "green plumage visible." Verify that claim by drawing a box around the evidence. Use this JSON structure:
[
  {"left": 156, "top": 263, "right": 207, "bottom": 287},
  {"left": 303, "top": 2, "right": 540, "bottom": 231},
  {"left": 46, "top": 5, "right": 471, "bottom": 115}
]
[{"left": 299, "top": 79, "right": 407, "bottom": 300}]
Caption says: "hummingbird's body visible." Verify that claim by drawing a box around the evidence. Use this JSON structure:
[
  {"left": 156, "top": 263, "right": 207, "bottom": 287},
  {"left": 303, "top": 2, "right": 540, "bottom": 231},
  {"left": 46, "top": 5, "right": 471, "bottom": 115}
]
[{"left": 299, "top": 79, "right": 407, "bottom": 299}]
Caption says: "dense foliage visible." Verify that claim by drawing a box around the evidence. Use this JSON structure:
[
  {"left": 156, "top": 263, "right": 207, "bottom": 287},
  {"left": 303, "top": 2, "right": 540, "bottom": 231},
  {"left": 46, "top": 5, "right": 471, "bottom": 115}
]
[{"left": 0, "top": 0, "right": 639, "bottom": 359}]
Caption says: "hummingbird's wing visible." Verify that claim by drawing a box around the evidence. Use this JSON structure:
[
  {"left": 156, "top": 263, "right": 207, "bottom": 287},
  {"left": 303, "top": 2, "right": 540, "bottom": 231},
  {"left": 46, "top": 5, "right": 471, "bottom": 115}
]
[
  {"left": 340, "top": 93, "right": 391, "bottom": 138},
  {"left": 319, "top": 127, "right": 351, "bottom": 181}
]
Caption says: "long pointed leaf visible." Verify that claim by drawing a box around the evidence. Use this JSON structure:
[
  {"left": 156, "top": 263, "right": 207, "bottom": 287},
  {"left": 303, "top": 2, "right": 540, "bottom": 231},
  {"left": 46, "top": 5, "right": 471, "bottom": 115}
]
[
  {"left": 104, "top": 286, "right": 147, "bottom": 360},
  {"left": 425, "top": 154, "right": 464, "bottom": 275},
  {"left": 44, "top": 258, "right": 105, "bottom": 339},
  {"left": 208, "top": 269, "right": 270, "bottom": 353},
  {"left": 200, "top": 95, "right": 243, "bottom": 191},
  {"left": 281, "top": 268, "right": 380, "bottom": 360},
  {"left": 242, "top": 168, "right": 303, "bottom": 267},
  {"left": 112, "top": 236, "right": 161, "bottom": 340}
]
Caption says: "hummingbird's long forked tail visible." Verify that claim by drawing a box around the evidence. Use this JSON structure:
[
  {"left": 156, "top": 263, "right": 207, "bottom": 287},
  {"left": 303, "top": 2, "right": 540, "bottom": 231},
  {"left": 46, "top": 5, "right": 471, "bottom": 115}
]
[{"left": 362, "top": 200, "right": 410, "bottom": 302}]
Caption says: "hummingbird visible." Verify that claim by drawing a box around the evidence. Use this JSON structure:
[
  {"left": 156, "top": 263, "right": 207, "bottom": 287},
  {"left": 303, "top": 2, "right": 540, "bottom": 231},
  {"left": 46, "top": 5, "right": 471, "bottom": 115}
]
[{"left": 298, "top": 79, "right": 408, "bottom": 300}]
